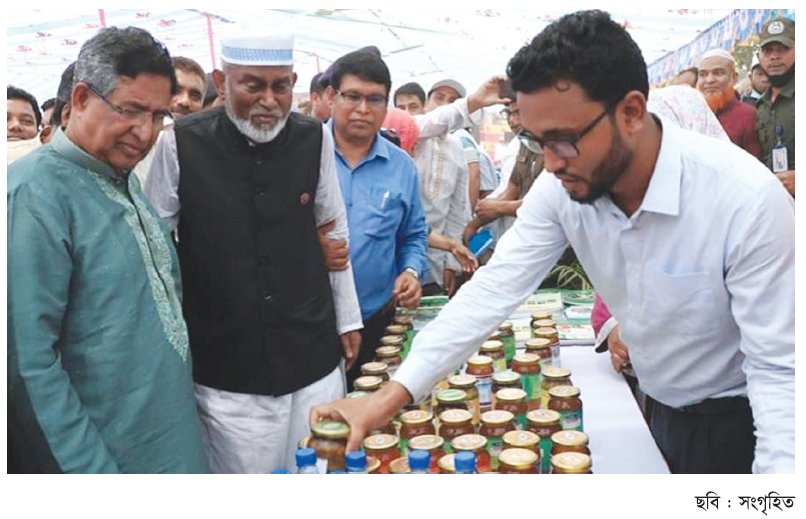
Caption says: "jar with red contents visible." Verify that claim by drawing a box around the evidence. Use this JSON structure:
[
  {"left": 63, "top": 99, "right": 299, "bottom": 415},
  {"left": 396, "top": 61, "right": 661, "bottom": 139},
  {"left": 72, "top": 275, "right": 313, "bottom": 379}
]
[
  {"left": 551, "top": 452, "right": 593, "bottom": 474},
  {"left": 511, "top": 353, "right": 542, "bottom": 410},
  {"left": 448, "top": 374, "right": 479, "bottom": 426},
  {"left": 466, "top": 355, "right": 494, "bottom": 414},
  {"left": 451, "top": 434, "right": 492, "bottom": 473},
  {"left": 399, "top": 410, "right": 436, "bottom": 455},
  {"left": 435, "top": 389, "right": 468, "bottom": 418},
  {"left": 502, "top": 430, "right": 541, "bottom": 460},
  {"left": 308, "top": 420, "right": 350, "bottom": 473},
  {"left": 541, "top": 366, "right": 573, "bottom": 409},
  {"left": 526, "top": 409, "right": 562, "bottom": 474},
  {"left": 408, "top": 434, "right": 444, "bottom": 473},
  {"left": 548, "top": 385, "right": 584, "bottom": 431},
  {"left": 480, "top": 409, "right": 516, "bottom": 471},
  {"left": 479, "top": 340, "right": 507, "bottom": 373},
  {"left": 533, "top": 326, "right": 560, "bottom": 365},
  {"left": 525, "top": 337, "right": 553, "bottom": 372},
  {"left": 498, "top": 448, "right": 540, "bottom": 474},
  {"left": 363, "top": 434, "right": 400, "bottom": 474},
  {"left": 494, "top": 387, "right": 528, "bottom": 429},
  {"left": 438, "top": 409, "right": 475, "bottom": 453},
  {"left": 550, "top": 430, "right": 590, "bottom": 457},
  {"left": 491, "top": 370, "right": 521, "bottom": 408}
]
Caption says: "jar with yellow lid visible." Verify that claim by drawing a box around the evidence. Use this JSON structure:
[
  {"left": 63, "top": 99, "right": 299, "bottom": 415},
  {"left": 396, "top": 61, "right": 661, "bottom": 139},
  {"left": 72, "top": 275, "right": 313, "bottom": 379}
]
[
  {"left": 435, "top": 388, "right": 468, "bottom": 418},
  {"left": 438, "top": 453, "right": 456, "bottom": 474},
  {"left": 496, "top": 321, "right": 517, "bottom": 366},
  {"left": 551, "top": 452, "right": 593, "bottom": 474},
  {"left": 385, "top": 324, "right": 411, "bottom": 359},
  {"left": 375, "top": 344, "right": 402, "bottom": 376},
  {"left": 491, "top": 370, "right": 521, "bottom": 408},
  {"left": 526, "top": 409, "right": 562, "bottom": 474},
  {"left": 438, "top": 409, "right": 475, "bottom": 453},
  {"left": 525, "top": 337, "right": 553, "bottom": 372},
  {"left": 363, "top": 434, "right": 400, "bottom": 474},
  {"left": 498, "top": 448, "right": 540, "bottom": 474},
  {"left": 550, "top": 430, "right": 590, "bottom": 457},
  {"left": 511, "top": 353, "right": 542, "bottom": 410},
  {"left": 408, "top": 434, "right": 444, "bottom": 473},
  {"left": 533, "top": 326, "right": 560, "bottom": 365},
  {"left": 361, "top": 362, "right": 390, "bottom": 383},
  {"left": 480, "top": 410, "right": 516, "bottom": 470},
  {"left": 429, "top": 378, "right": 451, "bottom": 414},
  {"left": 309, "top": 420, "right": 350, "bottom": 472},
  {"left": 387, "top": 457, "right": 410, "bottom": 474},
  {"left": 479, "top": 340, "right": 507, "bottom": 373},
  {"left": 541, "top": 366, "right": 573, "bottom": 409},
  {"left": 451, "top": 434, "right": 491, "bottom": 474},
  {"left": 548, "top": 385, "right": 583, "bottom": 431},
  {"left": 367, "top": 455, "right": 381, "bottom": 474},
  {"left": 353, "top": 375, "right": 383, "bottom": 393},
  {"left": 448, "top": 374, "right": 480, "bottom": 426},
  {"left": 530, "top": 310, "right": 554, "bottom": 329},
  {"left": 502, "top": 430, "right": 541, "bottom": 457},
  {"left": 399, "top": 410, "right": 436, "bottom": 455},
  {"left": 465, "top": 355, "right": 494, "bottom": 413},
  {"left": 494, "top": 387, "right": 528, "bottom": 429}
]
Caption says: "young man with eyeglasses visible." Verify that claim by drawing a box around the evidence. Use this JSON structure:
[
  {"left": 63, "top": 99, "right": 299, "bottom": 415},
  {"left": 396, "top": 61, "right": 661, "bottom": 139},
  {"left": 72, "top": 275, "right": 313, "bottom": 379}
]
[
  {"left": 313, "top": 10, "right": 794, "bottom": 475},
  {"left": 8, "top": 26, "right": 209, "bottom": 473}
]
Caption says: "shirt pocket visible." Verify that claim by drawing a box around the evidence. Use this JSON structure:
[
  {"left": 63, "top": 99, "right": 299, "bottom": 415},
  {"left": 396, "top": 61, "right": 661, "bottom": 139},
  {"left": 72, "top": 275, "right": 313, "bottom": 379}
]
[
  {"left": 363, "top": 188, "right": 404, "bottom": 240},
  {"left": 645, "top": 268, "right": 716, "bottom": 336}
]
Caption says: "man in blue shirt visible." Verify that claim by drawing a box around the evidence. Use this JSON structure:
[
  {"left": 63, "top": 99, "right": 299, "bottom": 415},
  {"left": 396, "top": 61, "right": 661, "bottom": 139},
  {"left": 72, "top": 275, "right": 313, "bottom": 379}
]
[{"left": 325, "top": 50, "right": 428, "bottom": 388}]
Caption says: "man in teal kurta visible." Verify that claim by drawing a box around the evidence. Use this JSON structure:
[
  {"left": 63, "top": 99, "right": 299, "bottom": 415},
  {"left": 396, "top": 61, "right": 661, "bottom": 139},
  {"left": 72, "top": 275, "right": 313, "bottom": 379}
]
[{"left": 7, "top": 26, "right": 208, "bottom": 473}]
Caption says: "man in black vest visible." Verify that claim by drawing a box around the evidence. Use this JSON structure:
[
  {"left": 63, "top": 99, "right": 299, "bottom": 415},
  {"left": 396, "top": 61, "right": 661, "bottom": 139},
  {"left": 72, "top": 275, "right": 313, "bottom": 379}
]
[{"left": 144, "top": 33, "right": 363, "bottom": 474}]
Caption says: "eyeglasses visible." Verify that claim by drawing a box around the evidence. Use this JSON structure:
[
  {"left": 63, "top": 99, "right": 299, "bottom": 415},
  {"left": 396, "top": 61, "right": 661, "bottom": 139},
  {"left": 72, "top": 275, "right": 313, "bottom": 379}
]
[
  {"left": 87, "top": 83, "right": 173, "bottom": 127},
  {"left": 336, "top": 90, "right": 388, "bottom": 108},
  {"left": 518, "top": 109, "right": 609, "bottom": 158}
]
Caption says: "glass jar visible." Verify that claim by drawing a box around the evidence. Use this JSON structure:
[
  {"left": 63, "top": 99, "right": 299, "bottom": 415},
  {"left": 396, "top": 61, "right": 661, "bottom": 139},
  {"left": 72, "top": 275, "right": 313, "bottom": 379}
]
[
  {"left": 451, "top": 434, "right": 492, "bottom": 474},
  {"left": 480, "top": 410, "right": 516, "bottom": 471},
  {"left": 385, "top": 324, "right": 411, "bottom": 359},
  {"left": 367, "top": 455, "right": 381, "bottom": 474},
  {"left": 399, "top": 410, "right": 436, "bottom": 455},
  {"left": 551, "top": 452, "right": 593, "bottom": 474},
  {"left": 497, "top": 321, "right": 517, "bottom": 366},
  {"left": 533, "top": 326, "right": 560, "bottom": 365},
  {"left": 550, "top": 430, "right": 591, "bottom": 457},
  {"left": 465, "top": 355, "right": 494, "bottom": 413},
  {"left": 363, "top": 434, "right": 400, "bottom": 474},
  {"left": 525, "top": 337, "right": 553, "bottom": 373},
  {"left": 438, "top": 453, "right": 456, "bottom": 474},
  {"left": 548, "top": 385, "right": 584, "bottom": 431},
  {"left": 435, "top": 389, "right": 468, "bottom": 418},
  {"left": 375, "top": 344, "right": 402, "bottom": 376},
  {"left": 388, "top": 457, "right": 410, "bottom": 474},
  {"left": 479, "top": 340, "right": 507, "bottom": 373},
  {"left": 511, "top": 353, "right": 542, "bottom": 411},
  {"left": 526, "top": 409, "right": 562, "bottom": 474},
  {"left": 308, "top": 420, "right": 350, "bottom": 473},
  {"left": 502, "top": 430, "right": 541, "bottom": 457},
  {"left": 494, "top": 387, "right": 528, "bottom": 429},
  {"left": 541, "top": 366, "right": 573, "bottom": 409},
  {"left": 498, "top": 448, "right": 540, "bottom": 474},
  {"left": 491, "top": 370, "right": 522, "bottom": 408},
  {"left": 438, "top": 409, "right": 475, "bottom": 453},
  {"left": 530, "top": 310, "right": 554, "bottom": 330},
  {"left": 408, "top": 434, "right": 444, "bottom": 473},
  {"left": 353, "top": 375, "right": 383, "bottom": 393},
  {"left": 361, "top": 362, "right": 390, "bottom": 383},
  {"left": 448, "top": 374, "right": 479, "bottom": 426}
]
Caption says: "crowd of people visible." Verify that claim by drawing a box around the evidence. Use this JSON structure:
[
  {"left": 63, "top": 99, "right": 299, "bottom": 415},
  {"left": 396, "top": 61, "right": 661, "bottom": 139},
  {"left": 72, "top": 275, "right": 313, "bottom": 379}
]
[{"left": 7, "top": 10, "right": 794, "bottom": 474}]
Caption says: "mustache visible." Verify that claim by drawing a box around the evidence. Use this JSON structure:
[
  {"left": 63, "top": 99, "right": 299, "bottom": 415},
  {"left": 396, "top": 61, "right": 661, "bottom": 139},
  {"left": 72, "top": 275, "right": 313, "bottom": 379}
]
[{"left": 250, "top": 106, "right": 284, "bottom": 118}]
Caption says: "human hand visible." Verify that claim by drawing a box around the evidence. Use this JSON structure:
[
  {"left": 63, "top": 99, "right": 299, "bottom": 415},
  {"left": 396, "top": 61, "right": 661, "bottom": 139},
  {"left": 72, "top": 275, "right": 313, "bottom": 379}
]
[
  {"left": 462, "top": 219, "right": 481, "bottom": 247},
  {"left": 317, "top": 220, "right": 349, "bottom": 271},
  {"left": 449, "top": 242, "right": 478, "bottom": 274},
  {"left": 607, "top": 324, "right": 631, "bottom": 373},
  {"left": 474, "top": 198, "right": 501, "bottom": 222},
  {"left": 467, "top": 75, "right": 510, "bottom": 114},
  {"left": 776, "top": 169, "right": 795, "bottom": 196},
  {"left": 340, "top": 331, "right": 362, "bottom": 372},
  {"left": 393, "top": 271, "right": 422, "bottom": 309},
  {"left": 443, "top": 268, "right": 457, "bottom": 297}
]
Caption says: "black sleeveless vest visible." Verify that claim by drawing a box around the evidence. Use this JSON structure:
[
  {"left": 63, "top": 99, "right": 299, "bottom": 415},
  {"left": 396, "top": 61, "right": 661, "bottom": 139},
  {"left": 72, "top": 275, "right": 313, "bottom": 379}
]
[{"left": 175, "top": 107, "right": 341, "bottom": 396}]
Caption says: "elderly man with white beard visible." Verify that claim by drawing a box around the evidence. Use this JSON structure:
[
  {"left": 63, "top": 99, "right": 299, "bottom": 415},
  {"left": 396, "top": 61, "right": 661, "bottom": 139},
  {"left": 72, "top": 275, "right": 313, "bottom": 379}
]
[{"left": 144, "top": 34, "right": 363, "bottom": 473}]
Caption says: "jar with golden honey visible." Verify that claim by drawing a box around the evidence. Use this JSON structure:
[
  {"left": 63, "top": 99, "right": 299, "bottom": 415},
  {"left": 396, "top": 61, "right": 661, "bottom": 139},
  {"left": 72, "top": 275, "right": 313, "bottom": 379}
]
[
  {"left": 511, "top": 353, "right": 542, "bottom": 410},
  {"left": 451, "top": 434, "right": 492, "bottom": 474},
  {"left": 491, "top": 370, "right": 521, "bottom": 408},
  {"left": 408, "top": 434, "right": 444, "bottom": 473},
  {"left": 399, "top": 410, "right": 436, "bottom": 455},
  {"left": 502, "top": 430, "right": 541, "bottom": 458},
  {"left": 438, "top": 409, "right": 475, "bottom": 452},
  {"left": 353, "top": 375, "right": 383, "bottom": 393},
  {"left": 480, "top": 410, "right": 516, "bottom": 470},
  {"left": 540, "top": 366, "right": 573, "bottom": 409},
  {"left": 550, "top": 430, "right": 590, "bottom": 457},
  {"left": 308, "top": 420, "right": 350, "bottom": 473},
  {"left": 361, "top": 362, "right": 390, "bottom": 383},
  {"left": 435, "top": 388, "right": 468, "bottom": 417},
  {"left": 465, "top": 355, "right": 494, "bottom": 413},
  {"left": 551, "top": 452, "right": 593, "bottom": 474},
  {"left": 375, "top": 344, "right": 402, "bottom": 376},
  {"left": 479, "top": 340, "right": 507, "bottom": 373},
  {"left": 525, "top": 337, "right": 553, "bottom": 372},
  {"left": 526, "top": 409, "right": 562, "bottom": 474},
  {"left": 494, "top": 387, "right": 528, "bottom": 429},
  {"left": 438, "top": 453, "right": 456, "bottom": 474},
  {"left": 548, "top": 385, "right": 583, "bottom": 431},
  {"left": 533, "top": 326, "right": 560, "bottom": 365},
  {"left": 498, "top": 448, "right": 540, "bottom": 474},
  {"left": 497, "top": 321, "right": 517, "bottom": 366},
  {"left": 448, "top": 374, "right": 479, "bottom": 426},
  {"left": 364, "top": 434, "right": 400, "bottom": 474}
]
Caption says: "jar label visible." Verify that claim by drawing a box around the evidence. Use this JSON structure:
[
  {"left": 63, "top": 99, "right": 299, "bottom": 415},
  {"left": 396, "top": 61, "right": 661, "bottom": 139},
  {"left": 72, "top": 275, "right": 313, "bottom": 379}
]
[
  {"left": 487, "top": 437, "right": 504, "bottom": 470},
  {"left": 501, "top": 337, "right": 517, "bottom": 362},
  {"left": 520, "top": 373, "right": 542, "bottom": 404},
  {"left": 492, "top": 357, "right": 507, "bottom": 373},
  {"left": 560, "top": 410, "right": 583, "bottom": 432},
  {"left": 476, "top": 376, "right": 493, "bottom": 407},
  {"left": 540, "top": 438, "right": 551, "bottom": 474}
]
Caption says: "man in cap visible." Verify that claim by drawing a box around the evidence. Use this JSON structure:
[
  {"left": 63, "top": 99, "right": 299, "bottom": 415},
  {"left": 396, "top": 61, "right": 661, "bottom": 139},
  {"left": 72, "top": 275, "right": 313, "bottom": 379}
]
[
  {"left": 696, "top": 49, "right": 762, "bottom": 160},
  {"left": 8, "top": 26, "right": 209, "bottom": 473},
  {"left": 144, "top": 33, "right": 362, "bottom": 473},
  {"left": 755, "top": 18, "right": 795, "bottom": 196},
  {"left": 741, "top": 55, "right": 770, "bottom": 105},
  {"left": 313, "top": 10, "right": 794, "bottom": 474}
]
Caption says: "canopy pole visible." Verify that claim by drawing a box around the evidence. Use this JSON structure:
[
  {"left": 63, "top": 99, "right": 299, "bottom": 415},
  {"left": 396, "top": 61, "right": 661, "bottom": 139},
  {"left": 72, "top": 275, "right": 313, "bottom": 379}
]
[
  {"left": 98, "top": 9, "right": 106, "bottom": 27},
  {"left": 206, "top": 13, "right": 217, "bottom": 70}
]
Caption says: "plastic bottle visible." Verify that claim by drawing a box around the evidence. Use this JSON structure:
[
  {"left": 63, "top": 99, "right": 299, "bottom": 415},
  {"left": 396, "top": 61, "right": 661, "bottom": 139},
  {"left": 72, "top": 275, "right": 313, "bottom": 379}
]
[
  {"left": 454, "top": 450, "right": 477, "bottom": 474},
  {"left": 296, "top": 447, "right": 319, "bottom": 474},
  {"left": 346, "top": 450, "right": 369, "bottom": 474},
  {"left": 408, "top": 449, "right": 431, "bottom": 474}
]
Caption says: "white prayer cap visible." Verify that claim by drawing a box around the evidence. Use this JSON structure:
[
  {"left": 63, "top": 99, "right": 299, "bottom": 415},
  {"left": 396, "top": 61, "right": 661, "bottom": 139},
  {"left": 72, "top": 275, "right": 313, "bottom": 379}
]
[
  {"left": 698, "top": 49, "right": 736, "bottom": 67},
  {"left": 220, "top": 34, "right": 294, "bottom": 66}
]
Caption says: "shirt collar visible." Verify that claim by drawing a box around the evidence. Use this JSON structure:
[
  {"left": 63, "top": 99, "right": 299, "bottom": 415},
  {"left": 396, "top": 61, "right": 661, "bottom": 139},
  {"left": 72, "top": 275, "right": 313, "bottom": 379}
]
[
  {"left": 50, "top": 127, "right": 127, "bottom": 182},
  {"left": 328, "top": 119, "right": 390, "bottom": 168},
  {"left": 633, "top": 115, "right": 681, "bottom": 217}
]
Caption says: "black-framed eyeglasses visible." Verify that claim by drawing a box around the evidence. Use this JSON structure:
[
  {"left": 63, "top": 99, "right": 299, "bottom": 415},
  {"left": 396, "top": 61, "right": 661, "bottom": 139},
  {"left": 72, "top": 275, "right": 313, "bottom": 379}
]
[
  {"left": 87, "top": 83, "right": 173, "bottom": 127},
  {"left": 518, "top": 109, "right": 609, "bottom": 158},
  {"left": 336, "top": 90, "right": 388, "bottom": 108}
]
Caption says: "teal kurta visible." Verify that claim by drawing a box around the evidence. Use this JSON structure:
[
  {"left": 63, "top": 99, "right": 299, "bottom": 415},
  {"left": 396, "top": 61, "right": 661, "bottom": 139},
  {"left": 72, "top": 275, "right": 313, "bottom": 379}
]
[{"left": 7, "top": 129, "right": 209, "bottom": 473}]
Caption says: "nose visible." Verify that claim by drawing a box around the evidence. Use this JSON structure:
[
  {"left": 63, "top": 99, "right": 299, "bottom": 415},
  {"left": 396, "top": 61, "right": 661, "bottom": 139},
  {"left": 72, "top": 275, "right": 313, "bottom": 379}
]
[
  {"left": 173, "top": 92, "right": 190, "bottom": 108},
  {"left": 259, "top": 89, "right": 278, "bottom": 109},
  {"left": 8, "top": 116, "right": 22, "bottom": 132},
  {"left": 542, "top": 146, "right": 568, "bottom": 173},
  {"left": 130, "top": 115, "right": 156, "bottom": 141}
]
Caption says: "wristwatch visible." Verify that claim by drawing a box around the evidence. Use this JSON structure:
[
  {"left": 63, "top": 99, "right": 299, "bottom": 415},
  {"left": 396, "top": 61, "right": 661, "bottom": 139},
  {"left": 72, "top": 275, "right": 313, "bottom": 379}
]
[{"left": 403, "top": 267, "right": 419, "bottom": 281}]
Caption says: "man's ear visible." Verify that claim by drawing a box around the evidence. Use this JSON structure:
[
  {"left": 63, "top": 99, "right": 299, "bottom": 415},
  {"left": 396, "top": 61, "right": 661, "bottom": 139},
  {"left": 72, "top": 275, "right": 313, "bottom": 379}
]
[
  {"left": 325, "top": 85, "right": 336, "bottom": 108},
  {"left": 617, "top": 90, "right": 648, "bottom": 136},
  {"left": 212, "top": 69, "right": 226, "bottom": 96},
  {"left": 70, "top": 82, "right": 92, "bottom": 113}
]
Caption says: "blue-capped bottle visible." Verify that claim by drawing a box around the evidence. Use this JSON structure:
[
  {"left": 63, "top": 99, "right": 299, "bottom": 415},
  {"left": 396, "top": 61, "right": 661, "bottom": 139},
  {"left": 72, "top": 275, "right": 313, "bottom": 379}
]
[
  {"left": 771, "top": 125, "right": 789, "bottom": 173},
  {"left": 346, "top": 450, "right": 369, "bottom": 474},
  {"left": 408, "top": 449, "right": 430, "bottom": 474},
  {"left": 454, "top": 450, "right": 477, "bottom": 474},
  {"left": 296, "top": 447, "right": 319, "bottom": 474}
]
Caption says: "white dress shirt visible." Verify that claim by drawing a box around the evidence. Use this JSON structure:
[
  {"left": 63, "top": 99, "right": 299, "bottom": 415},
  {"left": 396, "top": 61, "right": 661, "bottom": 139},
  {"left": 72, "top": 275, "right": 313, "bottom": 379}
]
[
  {"left": 143, "top": 124, "right": 363, "bottom": 335},
  {"left": 394, "top": 118, "right": 795, "bottom": 473}
]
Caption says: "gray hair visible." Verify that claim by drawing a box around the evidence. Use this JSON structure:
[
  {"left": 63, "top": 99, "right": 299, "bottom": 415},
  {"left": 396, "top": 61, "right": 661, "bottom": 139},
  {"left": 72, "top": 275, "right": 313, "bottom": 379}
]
[{"left": 74, "top": 26, "right": 177, "bottom": 97}]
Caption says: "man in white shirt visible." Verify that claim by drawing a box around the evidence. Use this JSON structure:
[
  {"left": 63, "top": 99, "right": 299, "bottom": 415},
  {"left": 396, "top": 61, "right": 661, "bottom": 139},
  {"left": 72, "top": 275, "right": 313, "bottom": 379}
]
[{"left": 312, "top": 10, "right": 795, "bottom": 474}]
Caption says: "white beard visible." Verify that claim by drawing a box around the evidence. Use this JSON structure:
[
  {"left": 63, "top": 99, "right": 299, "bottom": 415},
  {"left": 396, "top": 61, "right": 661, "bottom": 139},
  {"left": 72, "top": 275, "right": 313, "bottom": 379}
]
[{"left": 225, "top": 104, "right": 289, "bottom": 144}]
